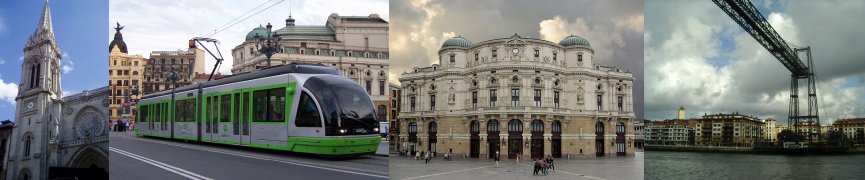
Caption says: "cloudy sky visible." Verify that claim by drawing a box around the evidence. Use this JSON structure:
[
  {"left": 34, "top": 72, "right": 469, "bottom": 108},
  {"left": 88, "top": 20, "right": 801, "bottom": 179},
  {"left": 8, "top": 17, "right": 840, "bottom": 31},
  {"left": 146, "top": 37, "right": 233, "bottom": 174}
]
[
  {"left": 0, "top": 0, "right": 108, "bottom": 121},
  {"left": 109, "top": 0, "right": 388, "bottom": 75},
  {"left": 390, "top": 0, "right": 645, "bottom": 119},
  {"left": 645, "top": 0, "right": 865, "bottom": 124}
]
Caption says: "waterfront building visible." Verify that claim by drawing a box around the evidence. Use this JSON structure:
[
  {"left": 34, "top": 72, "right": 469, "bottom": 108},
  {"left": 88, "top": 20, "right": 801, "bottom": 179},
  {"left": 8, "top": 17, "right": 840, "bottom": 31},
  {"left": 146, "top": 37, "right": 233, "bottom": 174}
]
[
  {"left": 232, "top": 13, "right": 391, "bottom": 122},
  {"left": 765, "top": 118, "right": 777, "bottom": 142},
  {"left": 677, "top": 106, "right": 685, "bottom": 120},
  {"left": 396, "top": 33, "right": 636, "bottom": 158},
  {"left": 693, "top": 113, "right": 765, "bottom": 147},
  {"left": 108, "top": 23, "right": 146, "bottom": 125},
  {"left": 645, "top": 120, "right": 693, "bottom": 145},
  {"left": 832, "top": 118, "right": 865, "bottom": 144},
  {"left": 141, "top": 46, "right": 205, "bottom": 95},
  {"left": 191, "top": 73, "right": 226, "bottom": 83},
  {"left": 4, "top": 2, "right": 109, "bottom": 178}
]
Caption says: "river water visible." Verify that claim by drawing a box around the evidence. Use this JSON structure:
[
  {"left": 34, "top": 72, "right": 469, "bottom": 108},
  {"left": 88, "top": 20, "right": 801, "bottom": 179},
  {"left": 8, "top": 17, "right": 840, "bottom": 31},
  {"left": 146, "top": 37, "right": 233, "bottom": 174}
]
[{"left": 646, "top": 151, "right": 865, "bottom": 179}]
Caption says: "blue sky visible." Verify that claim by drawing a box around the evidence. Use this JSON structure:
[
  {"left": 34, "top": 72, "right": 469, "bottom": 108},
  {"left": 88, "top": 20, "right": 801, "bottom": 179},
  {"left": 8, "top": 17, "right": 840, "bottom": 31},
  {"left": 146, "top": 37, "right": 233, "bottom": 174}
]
[{"left": 0, "top": 0, "right": 108, "bottom": 121}]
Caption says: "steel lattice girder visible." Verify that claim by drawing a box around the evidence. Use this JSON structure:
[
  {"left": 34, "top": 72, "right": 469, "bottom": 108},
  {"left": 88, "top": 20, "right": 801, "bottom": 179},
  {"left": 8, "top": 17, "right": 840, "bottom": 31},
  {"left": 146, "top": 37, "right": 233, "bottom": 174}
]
[{"left": 713, "top": 0, "right": 809, "bottom": 76}]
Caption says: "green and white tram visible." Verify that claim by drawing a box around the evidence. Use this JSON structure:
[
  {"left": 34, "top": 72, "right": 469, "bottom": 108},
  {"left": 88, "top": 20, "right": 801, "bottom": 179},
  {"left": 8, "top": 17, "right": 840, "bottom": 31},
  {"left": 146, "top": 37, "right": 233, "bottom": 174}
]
[{"left": 135, "top": 64, "right": 381, "bottom": 156}]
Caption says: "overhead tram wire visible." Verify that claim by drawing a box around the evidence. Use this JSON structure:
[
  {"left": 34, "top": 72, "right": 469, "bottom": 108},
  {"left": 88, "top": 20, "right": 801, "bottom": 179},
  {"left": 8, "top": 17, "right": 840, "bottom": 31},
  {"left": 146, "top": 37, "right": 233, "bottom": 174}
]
[
  {"left": 202, "top": 0, "right": 279, "bottom": 38},
  {"left": 203, "top": 0, "right": 285, "bottom": 38}
]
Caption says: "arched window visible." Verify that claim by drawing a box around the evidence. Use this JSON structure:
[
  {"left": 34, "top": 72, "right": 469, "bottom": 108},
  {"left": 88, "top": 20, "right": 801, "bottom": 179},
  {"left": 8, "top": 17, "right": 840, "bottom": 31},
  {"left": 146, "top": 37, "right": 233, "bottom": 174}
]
[
  {"left": 596, "top": 122, "right": 605, "bottom": 134},
  {"left": 552, "top": 121, "right": 562, "bottom": 133},
  {"left": 471, "top": 121, "right": 480, "bottom": 133},
  {"left": 23, "top": 133, "right": 32, "bottom": 157},
  {"left": 18, "top": 169, "right": 30, "bottom": 180},
  {"left": 409, "top": 122, "right": 417, "bottom": 133},
  {"left": 133, "top": 71, "right": 139, "bottom": 75},
  {"left": 532, "top": 120, "right": 544, "bottom": 133},
  {"left": 508, "top": 119, "right": 523, "bottom": 132},
  {"left": 429, "top": 122, "right": 437, "bottom": 133},
  {"left": 616, "top": 122, "right": 626, "bottom": 134},
  {"left": 487, "top": 120, "right": 499, "bottom": 133}
]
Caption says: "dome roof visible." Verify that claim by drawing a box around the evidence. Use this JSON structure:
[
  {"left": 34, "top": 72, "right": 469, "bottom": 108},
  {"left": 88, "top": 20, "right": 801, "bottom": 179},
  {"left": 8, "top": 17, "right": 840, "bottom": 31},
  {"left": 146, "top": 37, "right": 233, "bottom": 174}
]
[
  {"left": 559, "top": 35, "right": 591, "bottom": 47},
  {"left": 245, "top": 26, "right": 270, "bottom": 41},
  {"left": 109, "top": 23, "right": 128, "bottom": 53},
  {"left": 441, "top": 36, "right": 472, "bottom": 48}
]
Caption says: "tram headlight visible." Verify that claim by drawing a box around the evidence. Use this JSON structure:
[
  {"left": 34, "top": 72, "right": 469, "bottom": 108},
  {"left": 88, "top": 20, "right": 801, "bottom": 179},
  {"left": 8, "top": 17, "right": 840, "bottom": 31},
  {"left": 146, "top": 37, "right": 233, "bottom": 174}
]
[
  {"left": 340, "top": 129, "right": 347, "bottom": 134},
  {"left": 374, "top": 128, "right": 379, "bottom": 132}
]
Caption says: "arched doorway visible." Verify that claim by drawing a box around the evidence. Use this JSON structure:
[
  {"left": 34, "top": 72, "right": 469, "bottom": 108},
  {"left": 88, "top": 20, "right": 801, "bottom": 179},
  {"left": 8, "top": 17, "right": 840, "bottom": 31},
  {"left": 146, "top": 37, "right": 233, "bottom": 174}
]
[
  {"left": 408, "top": 122, "right": 418, "bottom": 155},
  {"left": 551, "top": 121, "right": 562, "bottom": 158},
  {"left": 530, "top": 119, "right": 544, "bottom": 159},
  {"left": 18, "top": 169, "right": 31, "bottom": 180},
  {"left": 68, "top": 147, "right": 109, "bottom": 170},
  {"left": 507, "top": 119, "right": 523, "bottom": 159},
  {"left": 428, "top": 121, "right": 438, "bottom": 156},
  {"left": 595, "top": 121, "right": 605, "bottom": 157},
  {"left": 470, "top": 120, "right": 480, "bottom": 158},
  {"left": 487, "top": 119, "right": 500, "bottom": 158},
  {"left": 616, "top": 122, "right": 626, "bottom": 156}
]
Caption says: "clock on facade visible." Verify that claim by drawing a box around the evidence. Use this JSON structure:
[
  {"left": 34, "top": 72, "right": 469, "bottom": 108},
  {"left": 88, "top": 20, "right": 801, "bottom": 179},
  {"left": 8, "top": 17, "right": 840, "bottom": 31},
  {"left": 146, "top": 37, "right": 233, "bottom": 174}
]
[
  {"left": 512, "top": 48, "right": 519, "bottom": 54},
  {"left": 27, "top": 102, "right": 35, "bottom": 109}
]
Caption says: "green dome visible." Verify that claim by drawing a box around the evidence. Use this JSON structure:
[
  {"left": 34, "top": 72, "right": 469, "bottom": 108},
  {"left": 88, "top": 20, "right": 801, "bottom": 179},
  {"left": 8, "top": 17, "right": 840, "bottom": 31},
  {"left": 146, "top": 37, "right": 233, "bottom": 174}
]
[
  {"left": 245, "top": 26, "right": 269, "bottom": 41},
  {"left": 559, "top": 35, "right": 591, "bottom": 47},
  {"left": 441, "top": 36, "right": 472, "bottom": 48}
]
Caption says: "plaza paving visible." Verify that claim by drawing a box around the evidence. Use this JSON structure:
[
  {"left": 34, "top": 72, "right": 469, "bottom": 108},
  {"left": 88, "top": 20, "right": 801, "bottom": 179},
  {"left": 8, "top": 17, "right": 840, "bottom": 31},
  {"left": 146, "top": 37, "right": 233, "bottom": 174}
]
[{"left": 390, "top": 152, "right": 643, "bottom": 180}]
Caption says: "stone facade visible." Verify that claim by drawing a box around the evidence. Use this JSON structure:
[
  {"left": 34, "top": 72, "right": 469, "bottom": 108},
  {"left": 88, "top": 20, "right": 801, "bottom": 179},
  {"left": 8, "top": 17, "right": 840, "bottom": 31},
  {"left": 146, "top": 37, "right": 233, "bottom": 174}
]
[
  {"left": 3, "top": 2, "right": 108, "bottom": 179},
  {"left": 142, "top": 47, "right": 205, "bottom": 95},
  {"left": 231, "top": 13, "right": 391, "bottom": 122},
  {"left": 108, "top": 24, "right": 146, "bottom": 124},
  {"left": 396, "top": 34, "right": 636, "bottom": 159}
]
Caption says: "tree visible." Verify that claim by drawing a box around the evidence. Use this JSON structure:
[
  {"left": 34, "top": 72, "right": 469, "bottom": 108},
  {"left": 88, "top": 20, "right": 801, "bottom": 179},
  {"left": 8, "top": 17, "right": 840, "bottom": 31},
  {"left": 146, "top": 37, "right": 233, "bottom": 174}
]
[{"left": 777, "top": 129, "right": 804, "bottom": 142}]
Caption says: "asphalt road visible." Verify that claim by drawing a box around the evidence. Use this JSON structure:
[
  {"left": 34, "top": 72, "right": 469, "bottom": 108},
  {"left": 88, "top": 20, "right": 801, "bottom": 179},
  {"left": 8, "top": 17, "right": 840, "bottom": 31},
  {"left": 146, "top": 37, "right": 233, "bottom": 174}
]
[{"left": 109, "top": 132, "right": 389, "bottom": 179}]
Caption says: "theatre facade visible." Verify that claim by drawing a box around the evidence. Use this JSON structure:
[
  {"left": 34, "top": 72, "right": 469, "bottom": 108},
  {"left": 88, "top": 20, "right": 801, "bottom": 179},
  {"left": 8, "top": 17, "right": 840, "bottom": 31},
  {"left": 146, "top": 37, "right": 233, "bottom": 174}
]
[{"left": 396, "top": 33, "right": 636, "bottom": 159}]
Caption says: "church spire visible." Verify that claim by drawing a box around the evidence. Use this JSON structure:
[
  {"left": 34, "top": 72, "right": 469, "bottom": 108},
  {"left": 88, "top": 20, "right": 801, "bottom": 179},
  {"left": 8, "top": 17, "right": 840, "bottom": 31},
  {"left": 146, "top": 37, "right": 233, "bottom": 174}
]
[{"left": 35, "top": 0, "right": 55, "bottom": 38}]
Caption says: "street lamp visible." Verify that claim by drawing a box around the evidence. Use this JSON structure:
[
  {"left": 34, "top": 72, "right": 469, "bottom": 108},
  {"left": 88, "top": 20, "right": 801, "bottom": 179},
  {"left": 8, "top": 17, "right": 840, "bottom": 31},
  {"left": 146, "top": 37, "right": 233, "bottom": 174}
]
[{"left": 255, "top": 23, "right": 282, "bottom": 68}]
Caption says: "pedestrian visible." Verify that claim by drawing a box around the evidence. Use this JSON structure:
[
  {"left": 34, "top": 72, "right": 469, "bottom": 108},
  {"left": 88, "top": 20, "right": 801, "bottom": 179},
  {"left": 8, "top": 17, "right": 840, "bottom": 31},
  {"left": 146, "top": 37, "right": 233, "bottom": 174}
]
[
  {"left": 415, "top": 151, "right": 420, "bottom": 160},
  {"left": 494, "top": 151, "right": 500, "bottom": 167},
  {"left": 515, "top": 153, "right": 520, "bottom": 163},
  {"left": 547, "top": 155, "right": 555, "bottom": 171},
  {"left": 539, "top": 159, "right": 546, "bottom": 176},
  {"left": 424, "top": 152, "right": 432, "bottom": 164}
]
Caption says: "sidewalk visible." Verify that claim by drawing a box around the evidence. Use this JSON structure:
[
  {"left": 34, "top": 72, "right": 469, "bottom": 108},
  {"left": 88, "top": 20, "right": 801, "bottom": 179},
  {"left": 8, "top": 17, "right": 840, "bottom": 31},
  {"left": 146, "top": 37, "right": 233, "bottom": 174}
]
[{"left": 389, "top": 152, "right": 643, "bottom": 180}]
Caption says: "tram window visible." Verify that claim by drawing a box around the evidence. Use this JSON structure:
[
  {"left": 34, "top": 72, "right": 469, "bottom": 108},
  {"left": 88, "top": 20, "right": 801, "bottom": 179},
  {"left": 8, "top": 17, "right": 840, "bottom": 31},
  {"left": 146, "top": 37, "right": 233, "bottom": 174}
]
[
  {"left": 221, "top": 95, "right": 231, "bottom": 122},
  {"left": 295, "top": 92, "right": 322, "bottom": 127},
  {"left": 243, "top": 92, "right": 250, "bottom": 135},
  {"left": 139, "top": 106, "right": 148, "bottom": 122},
  {"left": 253, "top": 88, "right": 286, "bottom": 122},
  {"left": 206, "top": 97, "right": 212, "bottom": 133},
  {"left": 211, "top": 96, "right": 218, "bottom": 133},
  {"left": 233, "top": 93, "right": 240, "bottom": 135}
]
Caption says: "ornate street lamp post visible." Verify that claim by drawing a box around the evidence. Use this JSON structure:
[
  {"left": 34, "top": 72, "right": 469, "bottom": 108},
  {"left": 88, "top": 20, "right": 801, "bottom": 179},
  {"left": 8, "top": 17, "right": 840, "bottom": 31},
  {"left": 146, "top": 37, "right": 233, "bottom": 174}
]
[{"left": 255, "top": 23, "right": 281, "bottom": 68}]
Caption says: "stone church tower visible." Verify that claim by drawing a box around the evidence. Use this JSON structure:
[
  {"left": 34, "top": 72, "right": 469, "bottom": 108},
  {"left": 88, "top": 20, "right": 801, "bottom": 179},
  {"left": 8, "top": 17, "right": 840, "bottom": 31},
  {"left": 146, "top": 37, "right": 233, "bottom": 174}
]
[{"left": 5, "top": 1, "right": 64, "bottom": 179}]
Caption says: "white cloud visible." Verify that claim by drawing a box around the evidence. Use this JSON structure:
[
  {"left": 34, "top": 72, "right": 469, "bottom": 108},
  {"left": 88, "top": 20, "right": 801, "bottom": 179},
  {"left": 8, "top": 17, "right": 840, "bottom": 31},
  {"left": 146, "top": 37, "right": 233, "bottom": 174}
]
[
  {"left": 110, "top": 0, "right": 389, "bottom": 75},
  {"left": 0, "top": 74, "right": 18, "bottom": 105},
  {"left": 61, "top": 52, "right": 74, "bottom": 74},
  {"left": 0, "top": 58, "right": 5, "bottom": 65},
  {"left": 645, "top": 1, "right": 865, "bottom": 124},
  {"left": 538, "top": 15, "right": 627, "bottom": 64}
]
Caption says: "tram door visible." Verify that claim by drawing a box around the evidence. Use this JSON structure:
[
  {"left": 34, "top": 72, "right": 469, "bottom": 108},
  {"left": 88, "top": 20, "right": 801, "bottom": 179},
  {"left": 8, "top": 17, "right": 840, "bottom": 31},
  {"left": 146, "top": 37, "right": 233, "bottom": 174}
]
[
  {"left": 218, "top": 94, "right": 231, "bottom": 143},
  {"left": 239, "top": 90, "right": 251, "bottom": 146},
  {"left": 204, "top": 95, "right": 214, "bottom": 142}
]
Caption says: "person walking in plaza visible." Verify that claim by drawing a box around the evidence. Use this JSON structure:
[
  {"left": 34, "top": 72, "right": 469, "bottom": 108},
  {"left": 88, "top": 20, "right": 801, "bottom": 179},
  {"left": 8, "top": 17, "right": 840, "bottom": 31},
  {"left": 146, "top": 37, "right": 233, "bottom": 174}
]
[
  {"left": 415, "top": 151, "right": 420, "bottom": 160},
  {"left": 515, "top": 153, "right": 520, "bottom": 163},
  {"left": 547, "top": 155, "right": 555, "bottom": 172},
  {"left": 541, "top": 159, "right": 548, "bottom": 176},
  {"left": 494, "top": 151, "right": 500, "bottom": 167},
  {"left": 424, "top": 152, "right": 432, "bottom": 164}
]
